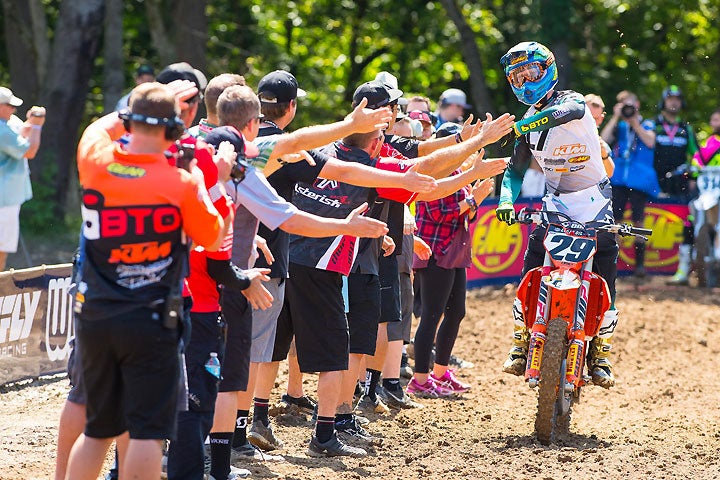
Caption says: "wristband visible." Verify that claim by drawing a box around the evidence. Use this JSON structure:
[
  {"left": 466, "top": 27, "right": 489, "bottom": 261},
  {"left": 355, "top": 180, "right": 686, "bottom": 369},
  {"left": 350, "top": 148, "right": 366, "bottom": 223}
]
[
  {"left": 455, "top": 132, "right": 463, "bottom": 144},
  {"left": 465, "top": 196, "right": 478, "bottom": 212}
]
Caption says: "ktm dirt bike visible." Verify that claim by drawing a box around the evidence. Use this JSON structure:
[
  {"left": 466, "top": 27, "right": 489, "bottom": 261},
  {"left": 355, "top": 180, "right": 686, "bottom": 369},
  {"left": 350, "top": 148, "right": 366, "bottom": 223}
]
[{"left": 514, "top": 208, "right": 652, "bottom": 445}]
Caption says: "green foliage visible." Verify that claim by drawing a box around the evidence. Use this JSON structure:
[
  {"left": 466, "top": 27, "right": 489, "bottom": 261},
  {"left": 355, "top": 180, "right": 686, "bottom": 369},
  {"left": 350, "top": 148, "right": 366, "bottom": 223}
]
[{"left": 20, "top": 161, "right": 71, "bottom": 234}]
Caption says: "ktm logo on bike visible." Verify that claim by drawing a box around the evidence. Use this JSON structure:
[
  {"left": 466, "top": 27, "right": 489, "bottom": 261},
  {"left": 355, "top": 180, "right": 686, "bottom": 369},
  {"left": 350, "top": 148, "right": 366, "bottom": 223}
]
[
  {"left": 618, "top": 206, "right": 684, "bottom": 269},
  {"left": 471, "top": 209, "right": 523, "bottom": 274}
]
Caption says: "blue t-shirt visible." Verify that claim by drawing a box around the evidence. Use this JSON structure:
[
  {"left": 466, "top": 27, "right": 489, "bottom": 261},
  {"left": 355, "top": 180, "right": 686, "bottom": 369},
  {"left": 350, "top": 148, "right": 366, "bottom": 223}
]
[
  {"left": 610, "top": 119, "right": 659, "bottom": 197},
  {"left": 0, "top": 118, "right": 32, "bottom": 207}
]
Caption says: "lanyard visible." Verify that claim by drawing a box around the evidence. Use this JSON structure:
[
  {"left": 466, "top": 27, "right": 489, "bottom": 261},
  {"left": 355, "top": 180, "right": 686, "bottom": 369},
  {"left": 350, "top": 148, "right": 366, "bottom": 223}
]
[{"left": 662, "top": 121, "right": 680, "bottom": 143}]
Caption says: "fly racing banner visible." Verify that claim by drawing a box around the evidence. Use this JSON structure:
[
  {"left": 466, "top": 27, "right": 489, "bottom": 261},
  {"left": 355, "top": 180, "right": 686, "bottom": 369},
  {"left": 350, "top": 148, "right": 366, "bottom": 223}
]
[{"left": 0, "top": 264, "right": 74, "bottom": 386}]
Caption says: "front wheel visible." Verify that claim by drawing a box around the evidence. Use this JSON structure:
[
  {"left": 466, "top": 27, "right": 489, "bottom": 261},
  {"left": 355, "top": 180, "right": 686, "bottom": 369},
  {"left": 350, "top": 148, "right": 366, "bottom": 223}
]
[{"left": 535, "top": 318, "right": 568, "bottom": 445}]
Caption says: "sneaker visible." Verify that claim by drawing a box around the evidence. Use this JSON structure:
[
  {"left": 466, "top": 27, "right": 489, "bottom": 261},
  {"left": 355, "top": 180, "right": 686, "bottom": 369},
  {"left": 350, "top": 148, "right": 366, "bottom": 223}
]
[
  {"left": 247, "top": 420, "right": 284, "bottom": 451},
  {"left": 273, "top": 393, "right": 316, "bottom": 416},
  {"left": 232, "top": 441, "right": 284, "bottom": 462},
  {"left": 307, "top": 432, "right": 367, "bottom": 458},
  {"left": 406, "top": 376, "right": 454, "bottom": 398},
  {"left": 431, "top": 369, "right": 471, "bottom": 394},
  {"left": 400, "top": 353, "right": 413, "bottom": 379},
  {"left": 335, "top": 415, "right": 380, "bottom": 445},
  {"left": 377, "top": 385, "right": 423, "bottom": 409},
  {"left": 357, "top": 394, "right": 390, "bottom": 414},
  {"left": 448, "top": 354, "right": 475, "bottom": 369},
  {"left": 207, "top": 466, "right": 252, "bottom": 480}
]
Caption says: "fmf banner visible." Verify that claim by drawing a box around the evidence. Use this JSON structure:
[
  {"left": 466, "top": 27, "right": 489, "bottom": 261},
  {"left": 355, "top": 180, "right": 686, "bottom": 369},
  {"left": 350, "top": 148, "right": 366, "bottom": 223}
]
[
  {"left": 0, "top": 264, "right": 73, "bottom": 385},
  {"left": 468, "top": 198, "right": 689, "bottom": 287}
]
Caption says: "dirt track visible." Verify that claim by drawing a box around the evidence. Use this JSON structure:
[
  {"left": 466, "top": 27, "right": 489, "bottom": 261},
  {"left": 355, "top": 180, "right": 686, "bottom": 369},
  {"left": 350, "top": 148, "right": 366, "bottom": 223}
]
[{"left": 2, "top": 277, "right": 720, "bottom": 480}]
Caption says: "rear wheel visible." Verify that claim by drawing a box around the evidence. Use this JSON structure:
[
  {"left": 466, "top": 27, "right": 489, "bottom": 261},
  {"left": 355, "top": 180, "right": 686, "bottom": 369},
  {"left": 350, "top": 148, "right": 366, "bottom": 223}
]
[{"left": 535, "top": 318, "right": 568, "bottom": 445}]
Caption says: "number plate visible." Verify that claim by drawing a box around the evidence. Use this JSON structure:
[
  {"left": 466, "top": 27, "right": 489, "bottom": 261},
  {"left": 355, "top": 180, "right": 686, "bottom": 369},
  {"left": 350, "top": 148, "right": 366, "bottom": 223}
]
[
  {"left": 543, "top": 224, "right": 597, "bottom": 264},
  {"left": 697, "top": 166, "right": 720, "bottom": 196}
]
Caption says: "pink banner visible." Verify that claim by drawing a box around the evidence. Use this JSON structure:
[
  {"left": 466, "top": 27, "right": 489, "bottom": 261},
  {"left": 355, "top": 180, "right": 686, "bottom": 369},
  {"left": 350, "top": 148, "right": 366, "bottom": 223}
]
[{"left": 467, "top": 199, "right": 689, "bottom": 287}]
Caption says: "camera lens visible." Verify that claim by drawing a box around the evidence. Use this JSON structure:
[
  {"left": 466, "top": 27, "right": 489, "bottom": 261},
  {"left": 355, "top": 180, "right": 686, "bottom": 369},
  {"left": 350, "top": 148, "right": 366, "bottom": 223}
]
[{"left": 621, "top": 105, "right": 636, "bottom": 118}]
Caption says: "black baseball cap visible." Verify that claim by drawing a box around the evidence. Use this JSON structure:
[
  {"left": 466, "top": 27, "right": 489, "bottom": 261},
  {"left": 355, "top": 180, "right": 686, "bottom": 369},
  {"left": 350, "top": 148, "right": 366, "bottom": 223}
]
[
  {"left": 156, "top": 62, "right": 208, "bottom": 95},
  {"left": 434, "top": 122, "right": 462, "bottom": 139},
  {"left": 258, "top": 70, "right": 307, "bottom": 103},
  {"left": 352, "top": 80, "right": 403, "bottom": 110},
  {"left": 135, "top": 64, "right": 155, "bottom": 77},
  {"left": 205, "top": 126, "right": 259, "bottom": 159}
]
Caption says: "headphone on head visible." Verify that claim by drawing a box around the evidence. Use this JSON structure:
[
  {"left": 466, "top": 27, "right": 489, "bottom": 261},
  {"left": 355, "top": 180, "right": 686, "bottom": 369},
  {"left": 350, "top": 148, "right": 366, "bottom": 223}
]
[{"left": 118, "top": 109, "right": 186, "bottom": 141}]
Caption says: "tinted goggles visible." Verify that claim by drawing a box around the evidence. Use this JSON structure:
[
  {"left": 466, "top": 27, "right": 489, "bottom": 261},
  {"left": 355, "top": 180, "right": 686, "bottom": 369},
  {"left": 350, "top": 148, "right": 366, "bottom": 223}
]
[{"left": 507, "top": 62, "right": 545, "bottom": 88}]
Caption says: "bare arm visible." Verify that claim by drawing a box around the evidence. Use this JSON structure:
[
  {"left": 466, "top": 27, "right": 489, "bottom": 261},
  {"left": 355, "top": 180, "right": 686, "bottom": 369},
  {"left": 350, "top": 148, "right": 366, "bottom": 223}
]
[
  {"left": 415, "top": 151, "right": 506, "bottom": 201},
  {"left": 268, "top": 98, "right": 392, "bottom": 161},
  {"left": 279, "top": 203, "right": 388, "bottom": 239},
  {"left": 319, "top": 158, "right": 437, "bottom": 193},
  {"left": 628, "top": 116, "right": 656, "bottom": 148},
  {"left": 21, "top": 106, "right": 46, "bottom": 159}
]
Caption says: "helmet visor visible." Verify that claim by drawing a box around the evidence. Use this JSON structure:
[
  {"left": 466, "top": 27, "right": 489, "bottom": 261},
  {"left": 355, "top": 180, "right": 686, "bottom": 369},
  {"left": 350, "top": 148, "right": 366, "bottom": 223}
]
[{"left": 507, "top": 62, "right": 545, "bottom": 89}]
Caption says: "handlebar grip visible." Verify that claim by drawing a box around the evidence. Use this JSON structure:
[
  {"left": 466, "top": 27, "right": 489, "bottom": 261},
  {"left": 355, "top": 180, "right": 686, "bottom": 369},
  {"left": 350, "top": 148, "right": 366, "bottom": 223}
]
[{"left": 632, "top": 227, "right": 653, "bottom": 235}]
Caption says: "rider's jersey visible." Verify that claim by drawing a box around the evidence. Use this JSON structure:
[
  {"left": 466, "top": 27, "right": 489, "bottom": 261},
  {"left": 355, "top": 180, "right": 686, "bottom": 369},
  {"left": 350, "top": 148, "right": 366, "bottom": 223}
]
[{"left": 511, "top": 90, "right": 606, "bottom": 195}]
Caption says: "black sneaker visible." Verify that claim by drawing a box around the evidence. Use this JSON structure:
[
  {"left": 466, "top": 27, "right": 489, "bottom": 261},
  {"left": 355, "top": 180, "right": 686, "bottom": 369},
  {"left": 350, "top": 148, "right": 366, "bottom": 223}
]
[
  {"left": 448, "top": 353, "right": 474, "bottom": 369},
  {"left": 278, "top": 393, "right": 317, "bottom": 415},
  {"left": 377, "top": 385, "right": 423, "bottom": 409},
  {"left": 231, "top": 441, "right": 284, "bottom": 462},
  {"left": 307, "top": 432, "right": 367, "bottom": 458},
  {"left": 247, "top": 420, "right": 284, "bottom": 451},
  {"left": 335, "top": 415, "right": 380, "bottom": 445}
]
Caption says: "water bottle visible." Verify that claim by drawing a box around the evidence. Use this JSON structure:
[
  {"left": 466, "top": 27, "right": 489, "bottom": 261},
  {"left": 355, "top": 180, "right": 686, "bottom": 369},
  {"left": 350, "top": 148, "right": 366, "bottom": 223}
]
[{"left": 204, "top": 352, "right": 221, "bottom": 379}]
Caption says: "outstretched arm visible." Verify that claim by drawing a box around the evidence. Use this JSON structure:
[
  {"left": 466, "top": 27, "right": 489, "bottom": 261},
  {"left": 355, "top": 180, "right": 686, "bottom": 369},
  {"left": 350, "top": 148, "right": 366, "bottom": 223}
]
[{"left": 512, "top": 100, "right": 585, "bottom": 136}]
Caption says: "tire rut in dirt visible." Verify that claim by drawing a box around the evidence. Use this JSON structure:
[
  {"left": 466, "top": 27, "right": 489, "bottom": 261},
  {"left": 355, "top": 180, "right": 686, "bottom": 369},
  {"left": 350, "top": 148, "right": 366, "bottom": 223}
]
[{"left": 535, "top": 317, "right": 568, "bottom": 445}]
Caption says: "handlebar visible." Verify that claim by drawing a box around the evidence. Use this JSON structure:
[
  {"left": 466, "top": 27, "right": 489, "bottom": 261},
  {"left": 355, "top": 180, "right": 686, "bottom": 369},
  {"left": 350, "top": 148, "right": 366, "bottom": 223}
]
[{"left": 516, "top": 208, "right": 652, "bottom": 240}]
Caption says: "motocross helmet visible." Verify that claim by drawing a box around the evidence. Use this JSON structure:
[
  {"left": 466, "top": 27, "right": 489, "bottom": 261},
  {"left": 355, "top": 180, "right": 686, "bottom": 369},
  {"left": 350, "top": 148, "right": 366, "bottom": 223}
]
[
  {"left": 501, "top": 42, "right": 558, "bottom": 106},
  {"left": 658, "top": 84, "right": 686, "bottom": 111}
]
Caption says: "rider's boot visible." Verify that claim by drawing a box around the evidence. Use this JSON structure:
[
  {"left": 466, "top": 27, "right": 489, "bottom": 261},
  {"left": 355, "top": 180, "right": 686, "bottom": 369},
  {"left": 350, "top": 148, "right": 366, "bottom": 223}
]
[
  {"left": 589, "top": 309, "right": 619, "bottom": 388},
  {"left": 667, "top": 244, "right": 691, "bottom": 286},
  {"left": 502, "top": 298, "right": 529, "bottom": 376}
]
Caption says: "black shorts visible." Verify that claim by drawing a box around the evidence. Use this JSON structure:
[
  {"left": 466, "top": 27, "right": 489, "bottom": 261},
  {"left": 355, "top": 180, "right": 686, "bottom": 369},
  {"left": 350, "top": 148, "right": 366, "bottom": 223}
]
[
  {"left": 379, "top": 254, "right": 401, "bottom": 325},
  {"left": 347, "top": 272, "right": 381, "bottom": 356},
  {"left": 77, "top": 309, "right": 180, "bottom": 439},
  {"left": 66, "top": 337, "right": 86, "bottom": 405},
  {"left": 185, "top": 311, "right": 224, "bottom": 412},
  {"left": 387, "top": 271, "right": 413, "bottom": 343},
  {"left": 286, "top": 263, "right": 348, "bottom": 373},
  {"left": 218, "top": 289, "right": 252, "bottom": 393},
  {"left": 271, "top": 298, "right": 293, "bottom": 362},
  {"left": 612, "top": 185, "right": 647, "bottom": 223}
]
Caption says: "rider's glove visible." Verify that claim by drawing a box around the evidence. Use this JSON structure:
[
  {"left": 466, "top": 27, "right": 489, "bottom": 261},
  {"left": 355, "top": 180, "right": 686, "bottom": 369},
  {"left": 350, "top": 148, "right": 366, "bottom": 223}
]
[{"left": 496, "top": 202, "right": 516, "bottom": 225}]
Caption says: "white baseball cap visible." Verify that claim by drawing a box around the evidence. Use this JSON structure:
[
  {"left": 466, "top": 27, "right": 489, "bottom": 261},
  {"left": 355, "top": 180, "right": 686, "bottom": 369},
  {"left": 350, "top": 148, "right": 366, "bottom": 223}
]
[{"left": 0, "top": 87, "right": 23, "bottom": 107}]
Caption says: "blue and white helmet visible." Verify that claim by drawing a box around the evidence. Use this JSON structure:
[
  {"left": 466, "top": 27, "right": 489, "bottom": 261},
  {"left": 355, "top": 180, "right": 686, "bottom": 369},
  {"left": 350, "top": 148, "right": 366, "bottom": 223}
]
[{"left": 500, "top": 42, "right": 558, "bottom": 106}]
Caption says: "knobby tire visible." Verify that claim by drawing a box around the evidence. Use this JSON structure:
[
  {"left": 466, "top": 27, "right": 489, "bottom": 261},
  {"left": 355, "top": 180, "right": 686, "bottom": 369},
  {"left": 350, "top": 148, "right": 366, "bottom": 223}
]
[{"left": 535, "top": 318, "right": 568, "bottom": 445}]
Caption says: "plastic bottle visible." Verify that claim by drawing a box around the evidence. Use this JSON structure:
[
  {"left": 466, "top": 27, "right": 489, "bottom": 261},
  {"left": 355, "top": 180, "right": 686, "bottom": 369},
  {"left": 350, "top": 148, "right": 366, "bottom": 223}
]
[{"left": 204, "top": 352, "right": 221, "bottom": 379}]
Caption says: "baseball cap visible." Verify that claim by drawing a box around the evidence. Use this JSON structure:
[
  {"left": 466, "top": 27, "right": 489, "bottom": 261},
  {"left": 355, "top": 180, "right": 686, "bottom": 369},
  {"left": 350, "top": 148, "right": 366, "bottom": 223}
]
[
  {"left": 136, "top": 64, "right": 155, "bottom": 77},
  {"left": 0, "top": 87, "right": 23, "bottom": 107},
  {"left": 408, "top": 110, "right": 432, "bottom": 125},
  {"left": 434, "top": 122, "right": 462, "bottom": 139},
  {"left": 439, "top": 88, "right": 471, "bottom": 109},
  {"left": 352, "top": 80, "right": 403, "bottom": 110},
  {"left": 258, "top": 70, "right": 307, "bottom": 103},
  {"left": 156, "top": 62, "right": 208, "bottom": 95},
  {"left": 204, "top": 126, "right": 259, "bottom": 159},
  {"left": 375, "top": 71, "right": 408, "bottom": 107}
]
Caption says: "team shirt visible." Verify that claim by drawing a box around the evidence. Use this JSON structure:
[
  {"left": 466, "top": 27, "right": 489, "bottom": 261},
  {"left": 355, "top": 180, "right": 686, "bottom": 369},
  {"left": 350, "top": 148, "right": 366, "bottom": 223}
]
[
  {"left": 289, "top": 141, "right": 415, "bottom": 276},
  {"left": 76, "top": 116, "right": 222, "bottom": 320}
]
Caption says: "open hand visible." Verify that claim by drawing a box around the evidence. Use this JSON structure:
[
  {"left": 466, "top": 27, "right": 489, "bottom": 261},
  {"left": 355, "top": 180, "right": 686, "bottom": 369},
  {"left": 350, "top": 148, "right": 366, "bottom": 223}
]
[
  {"left": 402, "top": 162, "right": 438, "bottom": 193},
  {"left": 344, "top": 202, "right": 389, "bottom": 238},
  {"left": 346, "top": 97, "right": 393, "bottom": 133}
]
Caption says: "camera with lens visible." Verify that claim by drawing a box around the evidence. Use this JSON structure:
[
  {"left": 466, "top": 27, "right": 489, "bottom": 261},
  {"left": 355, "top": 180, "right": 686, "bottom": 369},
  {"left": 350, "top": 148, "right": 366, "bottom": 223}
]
[
  {"left": 176, "top": 142, "right": 195, "bottom": 172},
  {"left": 230, "top": 157, "right": 249, "bottom": 182},
  {"left": 621, "top": 104, "right": 637, "bottom": 118}
]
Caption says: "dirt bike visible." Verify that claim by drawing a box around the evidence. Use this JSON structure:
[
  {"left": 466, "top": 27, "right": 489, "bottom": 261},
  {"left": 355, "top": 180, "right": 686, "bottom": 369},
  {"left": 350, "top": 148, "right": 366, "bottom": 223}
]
[
  {"left": 693, "top": 166, "right": 720, "bottom": 287},
  {"left": 513, "top": 208, "right": 652, "bottom": 445}
]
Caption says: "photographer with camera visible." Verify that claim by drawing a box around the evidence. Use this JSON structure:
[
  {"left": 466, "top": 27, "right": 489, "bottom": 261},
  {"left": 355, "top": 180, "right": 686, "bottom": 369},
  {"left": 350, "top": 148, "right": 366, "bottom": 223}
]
[{"left": 601, "top": 90, "right": 658, "bottom": 277}]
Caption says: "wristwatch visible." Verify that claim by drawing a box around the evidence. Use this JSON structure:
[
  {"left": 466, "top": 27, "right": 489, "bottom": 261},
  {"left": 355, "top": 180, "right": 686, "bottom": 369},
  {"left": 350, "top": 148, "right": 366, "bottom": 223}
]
[{"left": 465, "top": 196, "right": 478, "bottom": 212}]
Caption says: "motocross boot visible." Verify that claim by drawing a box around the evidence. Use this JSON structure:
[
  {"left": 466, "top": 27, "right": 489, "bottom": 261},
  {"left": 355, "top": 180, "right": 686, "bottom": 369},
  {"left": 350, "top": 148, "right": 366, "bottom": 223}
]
[
  {"left": 502, "top": 326, "right": 529, "bottom": 376},
  {"left": 588, "top": 337, "right": 615, "bottom": 388},
  {"left": 667, "top": 244, "right": 691, "bottom": 286}
]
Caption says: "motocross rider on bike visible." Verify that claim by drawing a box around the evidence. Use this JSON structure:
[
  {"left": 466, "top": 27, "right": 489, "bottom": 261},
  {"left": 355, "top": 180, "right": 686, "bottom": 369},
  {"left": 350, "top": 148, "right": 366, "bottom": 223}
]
[{"left": 496, "top": 41, "right": 619, "bottom": 388}]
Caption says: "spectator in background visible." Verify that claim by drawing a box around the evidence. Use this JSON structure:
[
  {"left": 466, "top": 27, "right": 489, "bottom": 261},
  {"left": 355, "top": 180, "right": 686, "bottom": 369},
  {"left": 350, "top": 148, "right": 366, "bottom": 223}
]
[
  {"left": 189, "top": 73, "right": 246, "bottom": 139},
  {"left": 408, "top": 110, "right": 434, "bottom": 140},
  {"left": 651, "top": 86, "right": 700, "bottom": 286},
  {"left": 601, "top": 90, "right": 657, "bottom": 277},
  {"left": 0, "top": 87, "right": 44, "bottom": 271},
  {"left": 114, "top": 64, "right": 155, "bottom": 111},
  {"left": 585, "top": 93, "right": 615, "bottom": 177},
  {"left": 435, "top": 88, "right": 471, "bottom": 129}
]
